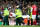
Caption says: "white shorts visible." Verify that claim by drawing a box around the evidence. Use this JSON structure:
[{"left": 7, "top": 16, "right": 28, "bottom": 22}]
[{"left": 32, "top": 15, "right": 36, "bottom": 19}]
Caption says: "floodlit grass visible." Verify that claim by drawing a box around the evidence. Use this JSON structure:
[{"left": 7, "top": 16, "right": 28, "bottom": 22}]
[{"left": 0, "top": 25, "right": 40, "bottom": 27}]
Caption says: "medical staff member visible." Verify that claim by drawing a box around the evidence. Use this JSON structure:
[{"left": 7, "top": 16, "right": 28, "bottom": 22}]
[
  {"left": 3, "top": 8, "right": 9, "bottom": 25},
  {"left": 15, "top": 6, "right": 24, "bottom": 25}
]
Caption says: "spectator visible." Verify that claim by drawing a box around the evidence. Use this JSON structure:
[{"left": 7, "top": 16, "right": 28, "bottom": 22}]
[
  {"left": 38, "top": 7, "right": 40, "bottom": 15},
  {"left": 0, "top": 12, "right": 3, "bottom": 22}
]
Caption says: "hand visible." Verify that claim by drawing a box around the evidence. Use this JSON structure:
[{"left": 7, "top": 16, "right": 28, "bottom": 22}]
[{"left": 9, "top": 15, "right": 11, "bottom": 17}]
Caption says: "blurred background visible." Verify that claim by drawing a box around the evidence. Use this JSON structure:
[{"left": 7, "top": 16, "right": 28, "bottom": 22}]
[{"left": 0, "top": 0, "right": 40, "bottom": 25}]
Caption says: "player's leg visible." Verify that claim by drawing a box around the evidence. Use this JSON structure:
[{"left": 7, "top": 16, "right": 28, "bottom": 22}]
[
  {"left": 32, "top": 15, "right": 35, "bottom": 25},
  {"left": 33, "top": 19, "right": 35, "bottom": 25},
  {"left": 32, "top": 15, "right": 36, "bottom": 25}
]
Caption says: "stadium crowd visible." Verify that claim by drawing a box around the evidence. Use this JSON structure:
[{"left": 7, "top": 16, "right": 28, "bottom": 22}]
[{"left": 0, "top": 0, "right": 40, "bottom": 25}]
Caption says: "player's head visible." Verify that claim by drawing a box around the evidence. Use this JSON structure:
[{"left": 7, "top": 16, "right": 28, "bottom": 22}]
[{"left": 32, "top": 2, "right": 36, "bottom": 6}]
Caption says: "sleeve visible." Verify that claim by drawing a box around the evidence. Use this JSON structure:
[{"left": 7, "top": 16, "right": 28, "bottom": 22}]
[
  {"left": 31, "top": 7, "right": 33, "bottom": 12},
  {"left": 12, "top": 13, "right": 16, "bottom": 17}
]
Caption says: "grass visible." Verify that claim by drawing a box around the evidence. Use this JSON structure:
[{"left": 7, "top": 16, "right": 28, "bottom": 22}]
[{"left": 0, "top": 25, "right": 40, "bottom": 27}]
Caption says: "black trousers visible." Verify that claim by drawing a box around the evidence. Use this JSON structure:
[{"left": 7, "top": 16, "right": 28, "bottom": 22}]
[
  {"left": 16, "top": 17, "right": 24, "bottom": 25},
  {"left": 3, "top": 15, "right": 9, "bottom": 25},
  {"left": 28, "top": 18, "right": 33, "bottom": 25},
  {"left": 31, "top": 18, "right": 33, "bottom": 25}
]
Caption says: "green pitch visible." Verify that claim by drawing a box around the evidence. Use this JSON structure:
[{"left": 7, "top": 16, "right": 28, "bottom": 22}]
[{"left": 0, "top": 25, "right": 40, "bottom": 27}]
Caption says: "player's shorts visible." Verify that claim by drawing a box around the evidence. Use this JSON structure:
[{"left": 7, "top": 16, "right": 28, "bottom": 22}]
[{"left": 32, "top": 15, "right": 36, "bottom": 19}]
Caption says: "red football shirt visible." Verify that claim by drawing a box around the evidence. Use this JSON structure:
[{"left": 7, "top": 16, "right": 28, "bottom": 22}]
[{"left": 32, "top": 5, "right": 37, "bottom": 15}]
